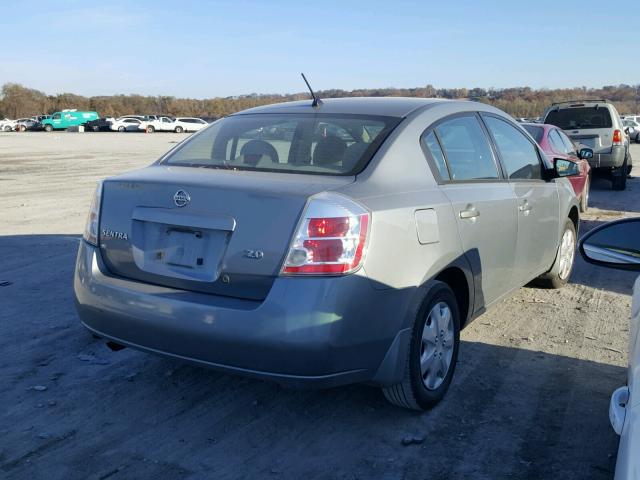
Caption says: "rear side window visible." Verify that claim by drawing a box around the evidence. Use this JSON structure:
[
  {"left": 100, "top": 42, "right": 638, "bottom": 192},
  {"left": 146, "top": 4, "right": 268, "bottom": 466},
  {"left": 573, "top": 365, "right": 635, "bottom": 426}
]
[
  {"left": 483, "top": 116, "right": 542, "bottom": 180},
  {"left": 421, "top": 131, "right": 450, "bottom": 180},
  {"left": 558, "top": 131, "right": 577, "bottom": 155},
  {"left": 434, "top": 116, "right": 499, "bottom": 181},
  {"left": 548, "top": 129, "right": 566, "bottom": 154},
  {"left": 163, "top": 113, "right": 400, "bottom": 175},
  {"left": 545, "top": 106, "right": 613, "bottom": 130}
]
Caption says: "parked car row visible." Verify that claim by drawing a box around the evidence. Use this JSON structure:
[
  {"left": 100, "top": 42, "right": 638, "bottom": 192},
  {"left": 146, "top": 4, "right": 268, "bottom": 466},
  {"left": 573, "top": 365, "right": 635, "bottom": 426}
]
[{"left": 1, "top": 110, "right": 211, "bottom": 133}]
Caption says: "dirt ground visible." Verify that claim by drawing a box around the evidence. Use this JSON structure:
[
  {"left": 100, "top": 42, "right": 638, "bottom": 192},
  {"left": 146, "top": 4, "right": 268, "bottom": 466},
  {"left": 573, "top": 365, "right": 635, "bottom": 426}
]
[{"left": 1, "top": 132, "right": 639, "bottom": 480}]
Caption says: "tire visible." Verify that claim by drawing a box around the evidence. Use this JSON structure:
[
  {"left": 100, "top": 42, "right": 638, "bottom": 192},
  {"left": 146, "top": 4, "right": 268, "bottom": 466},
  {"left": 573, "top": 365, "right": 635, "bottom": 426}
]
[
  {"left": 146, "top": 125, "right": 155, "bottom": 133},
  {"left": 3, "top": 126, "right": 10, "bottom": 132},
  {"left": 636, "top": 133, "right": 640, "bottom": 144},
  {"left": 612, "top": 162, "right": 627, "bottom": 190},
  {"left": 44, "top": 124, "right": 53, "bottom": 132},
  {"left": 175, "top": 126, "right": 183, "bottom": 133},
  {"left": 92, "top": 126, "right": 99, "bottom": 132},
  {"left": 536, "top": 219, "right": 576, "bottom": 289},
  {"left": 579, "top": 175, "right": 590, "bottom": 213},
  {"left": 118, "top": 126, "right": 126, "bottom": 132},
  {"left": 382, "top": 281, "right": 460, "bottom": 410}
]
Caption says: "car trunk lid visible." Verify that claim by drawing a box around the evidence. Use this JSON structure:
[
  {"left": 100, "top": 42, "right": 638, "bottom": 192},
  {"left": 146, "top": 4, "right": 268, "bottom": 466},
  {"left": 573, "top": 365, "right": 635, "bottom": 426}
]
[{"left": 99, "top": 165, "right": 354, "bottom": 300}]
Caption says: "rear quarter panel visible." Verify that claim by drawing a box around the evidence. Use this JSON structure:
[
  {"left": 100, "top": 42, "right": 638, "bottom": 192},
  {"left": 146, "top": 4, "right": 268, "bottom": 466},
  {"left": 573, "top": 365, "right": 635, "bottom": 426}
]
[{"left": 337, "top": 102, "right": 473, "bottom": 295}]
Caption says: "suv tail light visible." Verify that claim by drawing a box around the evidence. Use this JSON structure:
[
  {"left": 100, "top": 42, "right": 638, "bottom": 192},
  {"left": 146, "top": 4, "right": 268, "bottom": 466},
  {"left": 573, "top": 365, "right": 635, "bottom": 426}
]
[
  {"left": 613, "top": 129, "right": 623, "bottom": 146},
  {"left": 281, "top": 192, "right": 370, "bottom": 275},
  {"left": 83, "top": 182, "right": 103, "bottom": 246}
]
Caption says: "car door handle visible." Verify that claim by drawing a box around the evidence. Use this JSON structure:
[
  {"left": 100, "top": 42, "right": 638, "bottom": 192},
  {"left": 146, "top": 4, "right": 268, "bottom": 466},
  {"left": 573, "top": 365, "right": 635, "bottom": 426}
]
[
  {"left": 519, "top": 203, "right": 532, "bottom": 213},
  {"left": 459, "top": 209, "right": 480, "bottom": 219}
]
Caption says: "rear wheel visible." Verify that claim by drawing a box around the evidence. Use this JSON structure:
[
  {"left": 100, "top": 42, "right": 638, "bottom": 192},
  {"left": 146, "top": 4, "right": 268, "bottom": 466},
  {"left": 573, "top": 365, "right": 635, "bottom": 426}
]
[
  {"left": 536, "top": 219, "right": 576, "bottom": 288},
  {"left": 146, "top": 125, "right": 155, "bottom": 133},
  {"left": 612, "top": 155, "right": 629, "bottom": 190},
  {"left": 636, "top": 133, "right": 640, "bottom": 143},
  {"left": 118, "top": 126, "right": 126, "bottom": 132},
  {"left": 44, "top": 124, "right": 53, "bottom": 132},
  {"left": 579, "top": 175, "right": 590, "bottom": 213},
  {"left": 174, "top": 126, "right": 183, "bottom": 133},
  {"left": 382, "top": 282, "right": 460, "bottom": 410},
  {"left": 3, "top": 125, "right": 11, "bottom": 132}
]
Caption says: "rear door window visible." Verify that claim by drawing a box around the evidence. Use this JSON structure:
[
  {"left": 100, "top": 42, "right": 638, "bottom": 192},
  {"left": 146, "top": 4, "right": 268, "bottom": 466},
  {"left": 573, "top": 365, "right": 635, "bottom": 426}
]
[
  {"left": 483, "top": 116, "right": 542, "bottom": 180},
  {"left": 433, "top": 115, "right": 499, "bottom": 181}
]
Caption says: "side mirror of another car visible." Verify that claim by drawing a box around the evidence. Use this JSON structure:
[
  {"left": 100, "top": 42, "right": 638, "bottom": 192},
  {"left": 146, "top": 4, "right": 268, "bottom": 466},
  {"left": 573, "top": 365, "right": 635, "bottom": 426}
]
[
  {"left": 578, "top": 147, "right": 593, "bottom": 160},
  {"left": 553, "top": 158, "right": 580, "bottom": 178},
  {"left": 579, "top": 218, "right": 640, "bottom": 271}
]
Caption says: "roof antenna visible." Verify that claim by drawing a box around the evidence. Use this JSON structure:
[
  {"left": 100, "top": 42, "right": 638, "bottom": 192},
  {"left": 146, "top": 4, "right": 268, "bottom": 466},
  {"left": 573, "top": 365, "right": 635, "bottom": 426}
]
[{"left": 301, "top": 73, "right": 322, "bottom": 107}]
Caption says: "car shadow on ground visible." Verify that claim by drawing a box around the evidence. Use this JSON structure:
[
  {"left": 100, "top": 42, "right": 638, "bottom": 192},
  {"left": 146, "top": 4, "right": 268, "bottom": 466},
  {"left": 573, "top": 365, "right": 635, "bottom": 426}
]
[
  {"left": 588, "top": 172, "right": 639, "bottom": 213},
  {"left": 0, "top": 234, "right": 624, "bottom": 480}
]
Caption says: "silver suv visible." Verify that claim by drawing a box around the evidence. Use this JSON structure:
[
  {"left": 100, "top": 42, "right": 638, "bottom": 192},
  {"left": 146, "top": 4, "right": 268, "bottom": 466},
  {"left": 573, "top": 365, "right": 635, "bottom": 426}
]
[
  {"left": 75, "top": 98, "right": 583, "bottom": 410},
  {"left": 543, "top": 99, "right": 632, "bottom": 190}
]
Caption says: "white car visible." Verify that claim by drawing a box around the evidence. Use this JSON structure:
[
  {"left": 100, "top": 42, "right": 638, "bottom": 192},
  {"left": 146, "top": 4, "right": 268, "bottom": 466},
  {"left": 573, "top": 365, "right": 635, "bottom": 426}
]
[
  {"left": 623, "top": 119, "right": 640, "bottom": 143},
  {"left": 173, "top": 117, "right": 209, "bottom": 132},
  {"left": 0, "top": 118, "right": 17, "bottom": 132},
  {"left": 580, "top": 218, "right": 640, "bottom": 480},
  {"left": 109, "top": 117, "right": 143, "bottom": 132},
  {"left": 138, "top": 116, "right": 178, "bottom": 133}
]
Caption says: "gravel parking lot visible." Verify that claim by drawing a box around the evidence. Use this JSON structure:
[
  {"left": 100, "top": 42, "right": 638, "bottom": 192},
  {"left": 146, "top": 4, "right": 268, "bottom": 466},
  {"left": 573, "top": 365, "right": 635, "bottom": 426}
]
[{"left": 1, "top": 132, "right": 639, "bottom": 480}]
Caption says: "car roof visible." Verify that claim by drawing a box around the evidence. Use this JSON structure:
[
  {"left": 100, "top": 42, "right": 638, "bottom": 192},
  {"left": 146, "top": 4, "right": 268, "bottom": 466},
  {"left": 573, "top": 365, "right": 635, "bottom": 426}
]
[{"left": 234, "top": 97, "right": 452, "bottom": 118}]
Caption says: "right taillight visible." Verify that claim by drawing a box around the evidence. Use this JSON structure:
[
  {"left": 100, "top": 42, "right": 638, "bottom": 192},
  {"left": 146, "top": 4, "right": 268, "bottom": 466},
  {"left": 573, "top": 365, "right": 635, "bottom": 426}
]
[
  {"left": 281, "top": 192, "right": 370, "bottom": 275},
  {"left": 613, "top": 129, "right": 623, "bottom": 145}
]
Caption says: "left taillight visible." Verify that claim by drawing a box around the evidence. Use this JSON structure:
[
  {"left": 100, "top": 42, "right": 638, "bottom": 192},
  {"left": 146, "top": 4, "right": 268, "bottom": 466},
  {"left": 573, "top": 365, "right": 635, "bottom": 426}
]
[
  {"left": 83, "top": 181, "right": 103, "bottom": 246},
  {"left": 281, "top": 192, "right": 370, "bottom": 275}
]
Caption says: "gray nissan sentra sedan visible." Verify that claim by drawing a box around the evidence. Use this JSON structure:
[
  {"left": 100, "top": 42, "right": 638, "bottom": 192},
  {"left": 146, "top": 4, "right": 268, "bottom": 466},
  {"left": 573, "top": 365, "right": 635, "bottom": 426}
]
[{"left": 74, "top": 97, "right": 588, "bottom": 410}]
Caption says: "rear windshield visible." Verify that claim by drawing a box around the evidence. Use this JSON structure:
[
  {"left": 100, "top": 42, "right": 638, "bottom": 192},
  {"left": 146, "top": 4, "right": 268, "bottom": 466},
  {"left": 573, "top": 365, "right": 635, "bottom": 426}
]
[
  {"left": 522, "top": 124, "right": 544, "bottom": 143},
  {"left": 545, "top": 106, "right": 613, "bottom": 130},
  {"left": 161, "top": 113, "right": 401, "bottom": 175}
]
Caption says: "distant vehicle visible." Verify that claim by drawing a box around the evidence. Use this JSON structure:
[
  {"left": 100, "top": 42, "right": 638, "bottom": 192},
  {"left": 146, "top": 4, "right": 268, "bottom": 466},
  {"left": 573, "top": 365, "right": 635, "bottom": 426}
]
[
  {"left": 15, "top": 118, "right": 39, "bottom": 132},
  {"left": 41, "top": 110, "right": 99, "bottom": 132},
  {"left": 543, "top": 99, "right": 632, "bottom": 190},
  {"left": 579, "top": 218, "right": 640, "bottom": 480},
  {"left": 75, "top": 97, "right": 584, "bottom": 411},
  {"left": 138, "top": 116, "right": 180, "bottom": 133},
  {"left": 522, "top": 123, "right": 592, "bottom": 212},
  {"left": 85, "top": 117, "right": 113, "bottom": 132},
  {"left": 174, "top": 117, "right": 209, "bottom": 132},
  {"left": 623, "top": 119, "right": 640, "bottom": 143},
  {"left": 109, "top": 117, "right": 143, "bottom": 132},
  {"left": 0, "top": 118, "right": 17, "bottom": 132}
]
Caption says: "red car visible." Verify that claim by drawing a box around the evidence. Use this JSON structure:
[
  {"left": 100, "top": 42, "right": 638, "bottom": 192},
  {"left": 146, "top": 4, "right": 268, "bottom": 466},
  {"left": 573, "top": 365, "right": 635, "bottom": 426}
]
[{"left": 522, "top": 123, "right": 592, "bottom": 212}]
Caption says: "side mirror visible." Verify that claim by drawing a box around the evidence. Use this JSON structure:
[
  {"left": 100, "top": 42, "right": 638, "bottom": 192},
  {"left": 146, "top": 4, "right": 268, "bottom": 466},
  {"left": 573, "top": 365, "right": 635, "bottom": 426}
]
[
  {"left": 553, "top": 158, "right": 580, "bottom": 177},
  {"left": 578, "top": 147, "right": 593, "bottom": 160},
  {"left": 579, "top": 218, "right": 640, "bottom": 271}
]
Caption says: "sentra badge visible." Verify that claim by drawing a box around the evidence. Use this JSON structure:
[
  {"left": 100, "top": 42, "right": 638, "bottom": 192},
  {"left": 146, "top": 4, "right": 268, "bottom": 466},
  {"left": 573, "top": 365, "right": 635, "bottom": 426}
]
[{"left": 101, "top": 228, "right": 129, "bottom": 240}]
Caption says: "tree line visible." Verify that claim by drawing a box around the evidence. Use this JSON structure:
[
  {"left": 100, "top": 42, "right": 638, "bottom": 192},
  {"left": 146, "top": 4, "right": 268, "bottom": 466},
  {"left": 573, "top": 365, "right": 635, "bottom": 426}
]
[{"left": 1, "top": 82, "right": 639, "bottom": 120}]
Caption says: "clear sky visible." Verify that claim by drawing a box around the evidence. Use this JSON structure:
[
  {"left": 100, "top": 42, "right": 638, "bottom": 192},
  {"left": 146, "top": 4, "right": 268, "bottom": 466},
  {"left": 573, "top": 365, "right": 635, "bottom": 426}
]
[{"left": 1, "top": 0, "right": 638, "bottom": 98}]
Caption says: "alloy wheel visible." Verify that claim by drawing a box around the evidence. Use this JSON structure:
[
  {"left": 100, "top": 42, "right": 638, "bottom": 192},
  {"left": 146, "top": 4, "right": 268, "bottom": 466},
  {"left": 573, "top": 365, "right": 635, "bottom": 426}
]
[{"left": 420, "top": 301, "right": 454, "bottom": 390}]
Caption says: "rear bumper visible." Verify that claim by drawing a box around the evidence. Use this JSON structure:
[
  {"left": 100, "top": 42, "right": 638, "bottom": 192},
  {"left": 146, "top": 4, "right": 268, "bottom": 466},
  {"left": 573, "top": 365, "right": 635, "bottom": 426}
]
[
  {"left": 74, "top": 241, "right": 413, "bottom": 388},
  {"left": 590, "top": 146, "right": 626, "bottom": 169}
]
